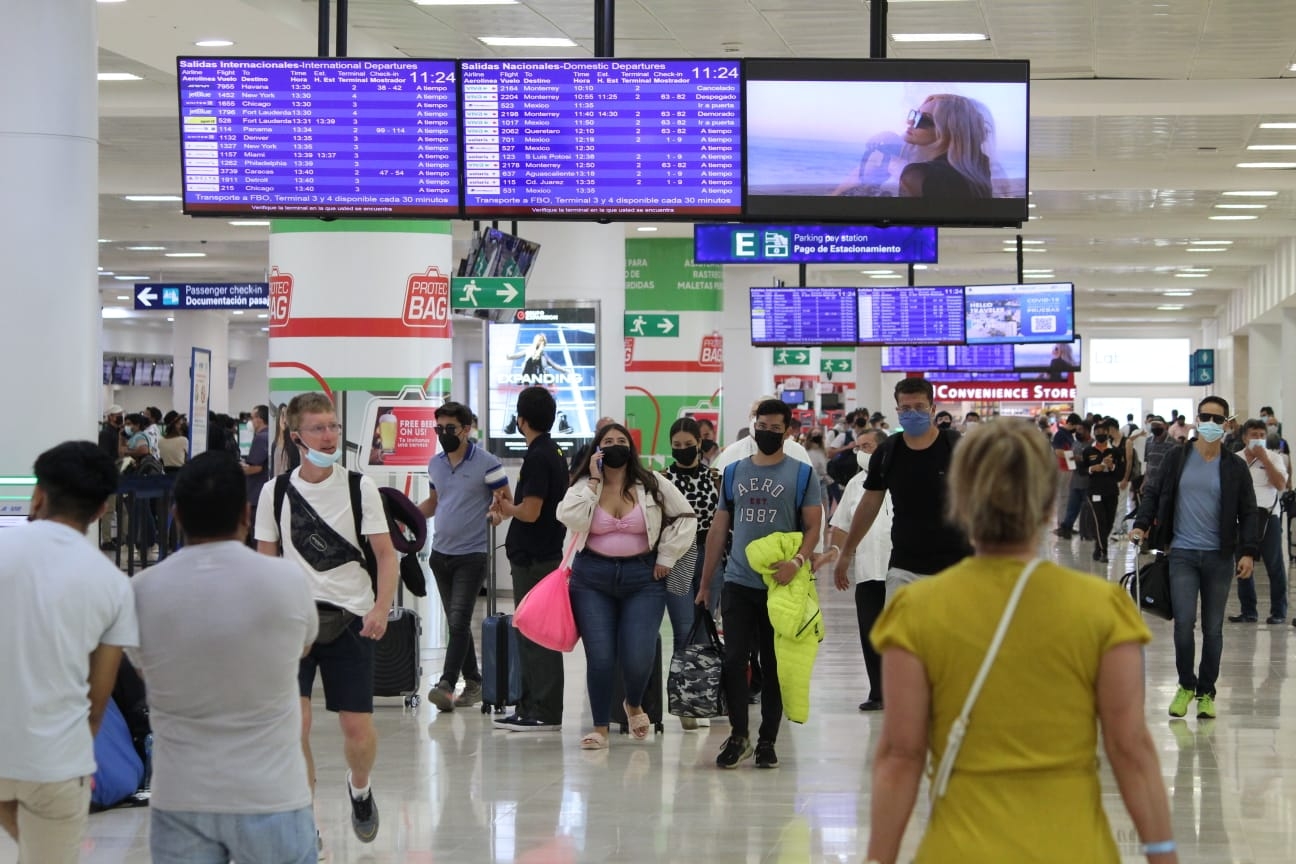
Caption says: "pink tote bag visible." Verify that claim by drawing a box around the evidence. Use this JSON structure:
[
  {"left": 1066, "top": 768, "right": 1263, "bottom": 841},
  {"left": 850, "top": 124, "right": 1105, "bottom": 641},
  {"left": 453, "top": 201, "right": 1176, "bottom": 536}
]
[{"left": 513, "top": 535, "right": 580, "bottom": 652}]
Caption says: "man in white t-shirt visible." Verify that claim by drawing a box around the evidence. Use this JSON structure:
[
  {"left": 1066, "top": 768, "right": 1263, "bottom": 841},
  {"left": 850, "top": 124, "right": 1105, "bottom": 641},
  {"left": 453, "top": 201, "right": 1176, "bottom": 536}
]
[
  {"left": 133, "top": 451, "right": 319, "bottom": 863},
  {"left": 829, "top": 429, "right": 892, "bottom": 712},
  {"left": 255, "top": 393, "right": 398, "bottom": 850},
  {"left": 0, "top": 441, "right": 138, "bottom": 864}
]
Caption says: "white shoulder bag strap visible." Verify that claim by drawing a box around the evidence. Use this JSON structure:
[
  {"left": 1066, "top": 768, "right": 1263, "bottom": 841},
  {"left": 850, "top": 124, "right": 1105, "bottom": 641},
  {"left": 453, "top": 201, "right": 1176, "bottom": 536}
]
[{"left": 931, "top": 557, "right": 1042, "bottom": 800}]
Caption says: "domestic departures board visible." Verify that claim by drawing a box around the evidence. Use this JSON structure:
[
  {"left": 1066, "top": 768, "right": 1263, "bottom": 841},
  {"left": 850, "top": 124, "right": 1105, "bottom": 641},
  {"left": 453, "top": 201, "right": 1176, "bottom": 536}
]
[
  {"left": 460, "top": 59, "right": 742, "bottom": 218},
  {"left": 177, "top": 57, "right": 459, "bottom": 216}
]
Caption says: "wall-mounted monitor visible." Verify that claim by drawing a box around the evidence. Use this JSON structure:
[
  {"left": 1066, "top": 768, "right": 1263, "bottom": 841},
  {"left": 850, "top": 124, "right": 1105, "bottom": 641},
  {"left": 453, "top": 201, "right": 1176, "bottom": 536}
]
[
  {"left": 177, "top": 57, "right": 459, "bottom": 217},
  {"left": 102, "top": 360, "right": 113, "bottom": 385},
  {"left": 135, "top": 359, "right": 153, "bottom": 386},
  {"left": 857, "top": 285, "right": 965, "bottom": 346},
  {"left": 884, "top": 336, "right": 1083, "bottom": 378},
  {"left": 693, "top": 223, "right": 938, "bottom": 264},
  {"left": 1012, "top": 337, "right": 1082, "bottom": 377},
  {"left": 819, "top": 392, "right": 843, "bottom": 411},
  {"left": 112, "top": 360, "right": 135, "bottom": 386},
  {"left": 750, "top": 287, "right": 859, "bottom": 347},
  {"left": 964, "top": 281, "right": 1074, "bottom": 345},
  {"left": 781, "top": 389, "right": 805, "bottom": 405},
  {"left": 153, "top": 361, "right": 174, "bottom": 388},
  {"left": 881, "top": 345, "right": 950, "bottom": 372},
  {"left": 743, "top": 58, "right": 1029, "bottom": 227},
  {"left": 460, "top": 59, "right": 742, "bottom": 218}
]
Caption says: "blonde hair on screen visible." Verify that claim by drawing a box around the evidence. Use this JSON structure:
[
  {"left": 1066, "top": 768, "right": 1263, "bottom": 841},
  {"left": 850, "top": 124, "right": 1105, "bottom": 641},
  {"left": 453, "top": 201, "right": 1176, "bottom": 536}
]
[{"left": 946, "top": 419, "right": 1057, "bottom": 545}]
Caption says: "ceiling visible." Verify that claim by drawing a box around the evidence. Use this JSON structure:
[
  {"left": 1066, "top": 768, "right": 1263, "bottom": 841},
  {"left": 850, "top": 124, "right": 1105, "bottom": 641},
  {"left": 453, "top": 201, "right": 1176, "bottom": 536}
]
[{"left": 94, "top": 0, "right": 1296, "bottom": 335}]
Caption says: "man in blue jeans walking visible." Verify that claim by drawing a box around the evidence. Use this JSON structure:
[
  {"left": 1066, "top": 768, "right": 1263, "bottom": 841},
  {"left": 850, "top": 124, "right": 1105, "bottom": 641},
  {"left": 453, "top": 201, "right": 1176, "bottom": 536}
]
[
  {"left": 1229, "top": 419, "right": 1288, "bottom": 624},
  {"left": 1131, "top": 395, "right": 1258, "bottom": 720}
]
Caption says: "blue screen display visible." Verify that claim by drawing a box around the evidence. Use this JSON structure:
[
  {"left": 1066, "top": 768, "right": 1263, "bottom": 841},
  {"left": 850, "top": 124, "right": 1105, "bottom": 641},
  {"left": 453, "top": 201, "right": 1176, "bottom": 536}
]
[
  {"left": 177, "top": 57, "right": 459, "bottom": 216},
  {"left": 751, "top": 288, "right": 859, "bottom": 346},
  {"left": 881, "top": 346, "right": 949, "bottom": 371},
  {"left": 461, "top": 60, "right": 742, "bottom": 217},
  {"left": 693, "top": 224, "right": 937, "bottom": 264},
  {"left": 964, "top": 282, "right": 1075, "bottom": 345},
  {"left": 857, "top": 286, "right": 965, "bottom": 346}
]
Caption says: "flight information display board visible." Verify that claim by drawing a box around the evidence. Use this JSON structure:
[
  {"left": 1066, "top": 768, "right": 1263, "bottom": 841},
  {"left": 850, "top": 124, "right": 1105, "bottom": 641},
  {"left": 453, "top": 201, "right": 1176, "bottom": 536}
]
[
  {"left": 857, "top": 286, "right": 966, "bottom": 346},
  {"left": 460, "top": 59, "right": 742, "bottom": 217},
  {"left": 751, "top": 288, "right": 858, "bottom": 346},
  {"left": 881, "top": 346, "right": 949, "bottom": 371},
  {"left": 177, "top": 57, "right": 458, "bottom": 216}
]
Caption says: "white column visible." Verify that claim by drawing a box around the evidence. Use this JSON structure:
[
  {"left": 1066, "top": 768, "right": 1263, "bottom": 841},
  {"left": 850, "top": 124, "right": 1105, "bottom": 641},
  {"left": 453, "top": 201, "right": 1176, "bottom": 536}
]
[
  {"left": 0, "top": 1, "right": 97, "bottom": 472},
  {"left": 173, "top": 311, "right": 231, "bottom": 416},
  {"left": 1280, "top": 309, "right": 1296, "bottom": 426},
  {"left": 856, "top": 347, "right": 883, "bottom": 414},
  {"left": 1232, "top": 334, "right": 1249, "bottom": 418},
  {"left": 1247, "top": 323, "right": 1280, "bottom": 420}
]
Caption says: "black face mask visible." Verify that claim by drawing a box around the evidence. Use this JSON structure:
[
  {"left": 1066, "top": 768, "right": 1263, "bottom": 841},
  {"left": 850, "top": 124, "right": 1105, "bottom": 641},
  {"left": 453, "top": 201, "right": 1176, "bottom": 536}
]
[
  {"left": 936, "top": 420, "right": 951, "bottom": 430},
  {"left": 1095, "top": 434, "right": 1110, "bottom": 444},
  {"left": 438, "top": 432, "right": 462, "bottom": 453},
  {"left": 600, "top": 444, "right": 632, "bottom": 469},
  {"left": 753, "top": 429, "right": 783, "bottom": 456},
  {"left": 672, "top": 445, "right": 698, "bottom": 466},
  {"left": 1150, "top": 425, "right": 1165, "bottom": 437},
  {"left": 700, "top": 438, "right": 718, "bottom": 454}
]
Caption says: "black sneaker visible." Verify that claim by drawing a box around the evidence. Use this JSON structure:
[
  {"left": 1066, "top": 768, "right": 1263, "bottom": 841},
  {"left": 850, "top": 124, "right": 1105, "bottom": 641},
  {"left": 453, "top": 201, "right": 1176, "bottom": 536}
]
[
  {"left": 716, "top": 735, "right": 753, "bottom": 769},
  {"left": 1228, "top": 614, "right": 1258, "bottom": 623},
  {"left": 858, "top": 699, "right": 883, "bottom": 712},
  {"left": 348, "top": 784, "right": 379, "bottom": 843},
  {"left": 500, "top": 716, "right": 561, "bottom": 733},
  {"left": 754, "top": 740, "right": 779, "bottom": 769}
]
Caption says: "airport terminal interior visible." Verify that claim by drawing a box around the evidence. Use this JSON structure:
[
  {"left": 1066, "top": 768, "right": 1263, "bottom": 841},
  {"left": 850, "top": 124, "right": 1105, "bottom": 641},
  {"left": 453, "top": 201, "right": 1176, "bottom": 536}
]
[{"left": 5, "top": 0, "right": 1296, "bottom": 861}]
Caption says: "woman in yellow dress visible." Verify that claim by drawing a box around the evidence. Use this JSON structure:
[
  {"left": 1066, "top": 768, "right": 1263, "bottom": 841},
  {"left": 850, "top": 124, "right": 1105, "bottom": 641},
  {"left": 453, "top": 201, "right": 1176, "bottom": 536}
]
[{"left": 865, "top": 419, "right": 1177, "bottom": 864}]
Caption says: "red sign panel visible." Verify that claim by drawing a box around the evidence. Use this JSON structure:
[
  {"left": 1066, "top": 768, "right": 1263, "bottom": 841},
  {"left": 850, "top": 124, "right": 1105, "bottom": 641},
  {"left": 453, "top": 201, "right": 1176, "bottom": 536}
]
[
  {"left": 268, "top": 267, "right": 293, "bottom": 329},
  {"left": 624, "top": 337, "right": 635, "bottom": 367},
  {"left": 402, "top": 266, "right": 452, "bottom": 337},
  {"left": 366, "top": 405, "right": 440, "bottom": 468},
  {"left": 699, "top": 333, "right": 724, "bottom": 370},
  {"left": 934, "top": 382, "right": 1078, "bottom": 402}
]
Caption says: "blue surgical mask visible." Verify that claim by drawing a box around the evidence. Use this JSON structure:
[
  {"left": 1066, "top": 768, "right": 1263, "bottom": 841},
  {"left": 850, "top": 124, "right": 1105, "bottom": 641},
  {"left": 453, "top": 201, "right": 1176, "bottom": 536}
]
[
  {"left": 1197, "top": 421, "right": 1225, "bottom": 443},
  {"left": 302, "top": 444, "right": 343, "bottom": 468},
  {"left": 898, "top": 409, "right": 932, "bottom": 437}
]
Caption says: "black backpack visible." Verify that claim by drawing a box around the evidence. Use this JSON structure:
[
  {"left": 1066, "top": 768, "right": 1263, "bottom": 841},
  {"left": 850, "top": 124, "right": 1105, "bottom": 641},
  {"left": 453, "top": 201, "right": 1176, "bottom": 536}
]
[{"left": 826, "top": 430, "right": 860, "bottom": 486}]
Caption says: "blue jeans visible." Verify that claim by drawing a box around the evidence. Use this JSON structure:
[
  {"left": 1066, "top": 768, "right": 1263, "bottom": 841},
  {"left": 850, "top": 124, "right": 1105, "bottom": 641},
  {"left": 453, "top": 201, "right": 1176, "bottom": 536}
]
[
  {"left": 664, "top": 532, "right": 707, "bottom": 656},
  {"left": 151, "top": 806, "right": 316, "bottom": 864},
  {"left": 428, "top": 550, "right": 488, "bottom": 687},
  {"left": 569, "top": 550, "right": 666, "bottom": 728},
  {"left": 1169, "top": 548, "right": 1235, "bottom": 698},
  {"left": 1236, "top": 513, "right": 1287, "bottom": 619},
  {"left": 1059, "top": 484, "right": 1086, "bottom": 531}
]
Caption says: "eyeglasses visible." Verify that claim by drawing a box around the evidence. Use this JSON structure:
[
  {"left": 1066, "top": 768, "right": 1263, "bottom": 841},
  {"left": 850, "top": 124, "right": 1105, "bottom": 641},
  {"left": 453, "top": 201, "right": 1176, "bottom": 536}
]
[
  {"left": 433, "top": 424, "right": 461, "bottom": 435},
  {"left": 1197, "top": 412, "right": 1227, "bottom": 425},
  {"left": 907, "top": 109, "right": 935, "bottom": 130},
  {"left": 298, "top": 422, "right": 342, "bottom": 436}
]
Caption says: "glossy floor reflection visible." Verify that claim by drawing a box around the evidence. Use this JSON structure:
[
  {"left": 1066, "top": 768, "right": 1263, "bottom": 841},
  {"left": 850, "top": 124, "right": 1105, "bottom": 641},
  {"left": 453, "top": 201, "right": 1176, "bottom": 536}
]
[{"left": 8, "top": 536, "right": 1296, "bottom": 863}]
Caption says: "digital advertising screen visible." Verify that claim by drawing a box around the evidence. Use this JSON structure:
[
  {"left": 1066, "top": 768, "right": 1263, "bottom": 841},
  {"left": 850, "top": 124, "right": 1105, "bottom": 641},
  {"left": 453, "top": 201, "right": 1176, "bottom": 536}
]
[
  {"left": 750, "top": 288, "right": 859, "bottom": 347},
  {"left": 744, "top": 59, "right": 1029, "bottom": 226},
  {"left": 964, "top": 281, "right": 1075, "bottom": 345},
  {"left": 857, "top": 285, "right": 966, "bottom": 346},
  {"left": 176, "top": 57, "right": 459, "bottom": 217},
  {"left": 460, "top": 59, "right": 742, "bottom": 218},
  {"left": 693, "top": 224, "right": 937, "bottom": 264},
  {"left": 1012, "top": 336, "right": 1082, "bottom": 378},
  {"left": 487, "top": 306, "right": 598, "bottom": 458}
]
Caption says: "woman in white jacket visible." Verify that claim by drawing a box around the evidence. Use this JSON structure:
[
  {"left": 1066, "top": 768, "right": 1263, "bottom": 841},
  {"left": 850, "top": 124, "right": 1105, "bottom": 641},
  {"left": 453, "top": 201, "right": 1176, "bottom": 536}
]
[{"left": 558, "top": 423, "right": 697, "bottom": 750}]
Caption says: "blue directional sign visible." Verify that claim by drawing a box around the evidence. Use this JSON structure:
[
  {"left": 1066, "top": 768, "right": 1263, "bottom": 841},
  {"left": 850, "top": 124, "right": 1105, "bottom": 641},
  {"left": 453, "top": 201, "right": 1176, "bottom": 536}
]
[
  {"left": 135, "top": 282, "right": 269, "bottom": 311},
  {"left": 694, "top": 224, "right": 938, "bottom": 264}
]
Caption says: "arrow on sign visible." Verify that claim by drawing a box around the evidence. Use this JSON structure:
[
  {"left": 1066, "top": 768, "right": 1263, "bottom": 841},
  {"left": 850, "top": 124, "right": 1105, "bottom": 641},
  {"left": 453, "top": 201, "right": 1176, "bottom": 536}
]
[
  {"left": 657, "top": 317, "right": 674, "bottom": 334},
  {"left": 137, "top": 286, "right": 157, "bottom": 307},
  {"left": 497, "top": 282, "right": 519, "bottom": 304},
  {"left": 792, "top": 351, "right": 809, "bottom": 364},
  {"left": 837, "top": 360, "right": 850, "bottom": 371}
]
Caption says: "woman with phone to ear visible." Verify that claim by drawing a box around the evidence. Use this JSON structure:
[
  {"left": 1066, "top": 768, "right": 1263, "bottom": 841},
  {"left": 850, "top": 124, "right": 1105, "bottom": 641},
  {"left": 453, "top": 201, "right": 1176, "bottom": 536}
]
[{"left": 558, "top": 423, "right": 696, "bottom": 751}]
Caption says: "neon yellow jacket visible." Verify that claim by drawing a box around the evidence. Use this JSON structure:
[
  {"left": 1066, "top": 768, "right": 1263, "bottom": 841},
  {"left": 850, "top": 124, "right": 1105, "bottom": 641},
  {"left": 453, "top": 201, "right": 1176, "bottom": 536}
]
[{"left": 744, "top": 531, "right": 824, "bottom": 723}]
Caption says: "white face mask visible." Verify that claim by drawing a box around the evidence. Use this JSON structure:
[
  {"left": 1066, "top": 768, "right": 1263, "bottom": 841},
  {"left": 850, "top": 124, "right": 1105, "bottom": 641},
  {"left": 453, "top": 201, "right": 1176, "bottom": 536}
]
[
  {"left": 857, "top": 449, "right": 872, "bottom": 470},
  {"left": 1248, "top": 438, "right": 1266, "bottom": 450}
]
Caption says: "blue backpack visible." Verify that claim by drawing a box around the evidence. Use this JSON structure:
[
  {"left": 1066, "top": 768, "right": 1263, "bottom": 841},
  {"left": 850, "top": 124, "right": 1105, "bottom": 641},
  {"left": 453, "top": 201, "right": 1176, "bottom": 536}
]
[{"left": 91, "top": 698, "right": 145, "bottom": 811}]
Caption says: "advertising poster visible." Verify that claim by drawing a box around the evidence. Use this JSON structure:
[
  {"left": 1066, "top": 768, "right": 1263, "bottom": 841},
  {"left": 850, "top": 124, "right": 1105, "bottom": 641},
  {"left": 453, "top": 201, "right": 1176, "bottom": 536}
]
[
  {"left": 356, "top": 387, "right": 443, "bottom": 473},
  {"left": 188, "top": 347, "right": 211, "bottom": 458},
  {"left": 488, "top": 307, "right": 598, "bottom": 458}
]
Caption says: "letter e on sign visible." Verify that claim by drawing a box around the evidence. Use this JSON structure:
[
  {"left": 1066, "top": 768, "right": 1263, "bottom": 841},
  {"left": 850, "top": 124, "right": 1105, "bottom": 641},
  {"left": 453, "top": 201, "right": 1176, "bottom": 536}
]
[
  {"left": 269, "top": 267, "right": 293, "bottom": 329},
  {"left": 699, "top": 334, "right": 724, "bottom": 370},
  {"left": 402, "top": 267, "right": 451, "bottom": 337}
]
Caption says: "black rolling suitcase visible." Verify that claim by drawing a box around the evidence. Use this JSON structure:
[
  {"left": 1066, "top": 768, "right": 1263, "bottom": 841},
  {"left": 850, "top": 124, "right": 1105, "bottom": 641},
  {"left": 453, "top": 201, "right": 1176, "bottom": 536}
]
[
  {"left": 481, "top": 527, "right": 522, "bottom": 714},
  {"left": 610, "top": 635, "right": 665, "bottom": 735},
  {"left": 374, "top": 580, "right": 423, "bottom": 709}
]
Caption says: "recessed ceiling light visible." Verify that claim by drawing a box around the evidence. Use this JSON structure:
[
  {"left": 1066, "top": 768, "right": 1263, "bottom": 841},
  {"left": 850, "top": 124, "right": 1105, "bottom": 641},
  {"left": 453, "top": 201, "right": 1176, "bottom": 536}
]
[
  {"left": 98, "top": 238, "right": 110, "bottom": 243},
  {"left": 1237, "top": 162, "right": 1296, "bottom": 169},
  {"left": 891, "top": 33, "right": 989, "bottom": 42},
  {"left": 860, "top": 269, "right": 895, "bottom": 275},
  {"left": 1180, "top": 267, "right": 1212, "bottom": 273},
  {"left": 101, "top": 308, "right": 130, "bottom": 319},
  {"left": 115, "top": 295, "right": 129, "bottom": 301},
  {"left": 912, "top": 264, "right": 928, "bottom": 270},
  {"left": 413, "top": 0, "right": 519, "bottom": 5},
  {"left": 870, "top": 273, "right": 904, "bottom": 279},
  {"left": 113, "top": 275, "right": 148, "bottom": 280},
  {"left": 257, "top": 313, "right": 270, "bottom": 319},
  {"left": 164, "top": 252, "right": 207, "bottom": 258},
  {"left": 1188, "top": 239, "right": 1233, "bottom": 245},
  {"left": 1001, "top": 239, "right": 1045, "bottom": 245},
  {"left": 1004, "top": 247, "right": 1046, "bottom": 253},
  {"left": 1246, "top": 144, "right": 1296, "bottom": 151},
  {"left": 194, "top": 39, "right": 235, "bottom": 48},
  {"left": 1290, "top": 64, "right": 1296, "bottom": 72},
  {"left": 97, "top": 72, "right": 142, "bottom": 81},
  {"left": 1259, "top": 122, "right": 1296, "bottom": 129},
  {"left": 1213, "top": 203, "right": 1267, "bottom": 209},
  {"left": 260, "top": 327, "right": 270, "bottom": 332},
  {"left": 100, "top": 271, "right": 115, "bottom": 277},
  {"left": 97, "top": 0, "right": 128, "bottom": 4},
  {"left": 124, "top": 195, "right": 182, "bottom": 202},
  {"left": 1185, "top": 247, "right": 1228, "bottom": 252},
  {"left": 1174, "top": 273, "right": 1209, "bottom": 278},
  {"left": 127, "top": 245, "right": 166, "bottom": 251},
  {"left": 1209, "top": 215, "right": 1259, "bottom": 220},
  {"left": 228, "top": 220, "right": 271, "bottom": 227},
  {"left": 478, "top": 36, "right": 579, "bottom": 47},
  {"left": 232, "top": 310, "right": 244, "bottom": 315},
  {"left": 1163, "top": 290, "right": 1195, "bottom": 297},
  {"left": 166, "top": 317, "right": 175, "bottom": 322},
  {"left": 636, "top": 226, "right": 658, "bottom": 232},
  {"left": 1156, "top": 304, "right": 1185, "bottom": 311},
  {"left": 1221, "top": 190, "right": 1278, "bottom": 197}
]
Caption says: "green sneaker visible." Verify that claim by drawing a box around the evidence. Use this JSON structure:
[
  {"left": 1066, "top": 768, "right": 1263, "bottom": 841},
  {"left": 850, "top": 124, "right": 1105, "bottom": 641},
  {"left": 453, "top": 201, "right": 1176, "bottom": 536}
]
[
  {"left": 1168, "top": 686, "right": 1194, "bottom": 718},
  {"left": 1196, "top": 694, "right": 1217, "bottom": 719}
]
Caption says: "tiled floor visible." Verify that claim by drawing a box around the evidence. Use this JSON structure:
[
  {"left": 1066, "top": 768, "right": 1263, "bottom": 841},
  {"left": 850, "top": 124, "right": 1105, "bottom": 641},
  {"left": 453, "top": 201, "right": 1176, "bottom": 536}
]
[{"left": 6, "top": 535, "right": 1296, "bottom": 863}]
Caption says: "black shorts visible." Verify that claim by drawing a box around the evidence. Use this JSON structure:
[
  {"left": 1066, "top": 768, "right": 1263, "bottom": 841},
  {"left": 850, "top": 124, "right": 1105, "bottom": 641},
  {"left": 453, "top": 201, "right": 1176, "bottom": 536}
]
[{"left": 298, "top": 616, "right": 375, "bottom": 713}]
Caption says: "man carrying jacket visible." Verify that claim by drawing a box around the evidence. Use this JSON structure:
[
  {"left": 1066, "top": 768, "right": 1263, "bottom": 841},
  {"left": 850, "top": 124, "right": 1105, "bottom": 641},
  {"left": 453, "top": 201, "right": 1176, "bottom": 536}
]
[{"left": 1130, "top": 395, "right": 1258, "bottom": 721}]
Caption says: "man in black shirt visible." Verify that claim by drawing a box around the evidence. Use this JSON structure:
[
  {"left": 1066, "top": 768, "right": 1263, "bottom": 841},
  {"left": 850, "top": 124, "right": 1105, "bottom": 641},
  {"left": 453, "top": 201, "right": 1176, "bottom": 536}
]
[
  {"left": 834, "top": 378, "right": 972, "bottom": 601},
  {"left": 490, "top": 386, "right": 569, "bottom": 732},
  {"left": 98, "top": 405, "right": 125, "bottom": 550},
  {"left": 1081, "top": 417, "right": 1126, "bottom": 564}
]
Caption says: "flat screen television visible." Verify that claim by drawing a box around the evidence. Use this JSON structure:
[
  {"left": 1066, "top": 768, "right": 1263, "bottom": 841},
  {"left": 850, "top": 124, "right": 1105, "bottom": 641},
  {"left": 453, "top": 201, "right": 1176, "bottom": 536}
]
[
  {"left": 744, "top": 59, "right": 1029, "bottom": 226},
  {"left": 153, "top": 361, "right": 173, "bottom": 388},
  {"left": 857, "top": 285, "right": 966, "bottom": 346},
  {"left": 176, "top": 57, "right": 459, "bottom": 217},
  {"left": 460, "top": 59, "right": 742, "bottom": 218},
  {"left": 819, "top": 392, "right": 843, "bottom": 410},
  {"left": 135, "top": 359, "right": 153, "bottom": 386},
  {"left": 458, "top": 227, "right": 541, "bottom": 278},
  {"left": 781, "top": 389, "right": 805, "bottom": 405},
  {"left": 112, "top": 360, "right": 135, "bottom": 387},
  {"left": 750, "top": 287, "right": 859, "bottom": 347},
  {"left": 881, "top": 345, "right": 950, "bottom": 372},
  {"left": 964, "top": 281, "right": 1075, "bottom": 345},
  {"left": 102, "top": 360, "right": 113, "bottom": 385}
]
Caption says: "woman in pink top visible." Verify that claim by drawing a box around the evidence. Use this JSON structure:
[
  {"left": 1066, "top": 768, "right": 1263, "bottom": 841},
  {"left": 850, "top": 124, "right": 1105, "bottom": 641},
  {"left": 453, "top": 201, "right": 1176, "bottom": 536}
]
[{"left": 558, "top": 423, "right": 696, "bottom": 750}]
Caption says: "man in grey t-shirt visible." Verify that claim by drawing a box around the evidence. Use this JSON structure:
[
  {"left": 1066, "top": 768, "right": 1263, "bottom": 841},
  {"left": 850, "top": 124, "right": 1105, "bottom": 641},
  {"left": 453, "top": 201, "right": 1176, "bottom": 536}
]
[
  {"left": 132, "top": 452, "right": 319, "bottom": 863},
  {"left": 698, "top": 399, "right": 824, "bottom": 771}
]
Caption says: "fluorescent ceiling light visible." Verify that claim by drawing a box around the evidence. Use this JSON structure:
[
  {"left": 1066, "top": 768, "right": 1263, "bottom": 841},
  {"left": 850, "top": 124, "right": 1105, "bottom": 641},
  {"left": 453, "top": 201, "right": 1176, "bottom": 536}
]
[
  {"left": 1259, "top": 122, "right": 1296, "bottom": 129},
  {"left": 194, "top": 39, "right": 235, "bottom": 47},
  {"left": 166, "top": 317, "right": 175, "bottom": 322},
  {"left": 98, "top": 238, "right": 110, "bottom": 243},
  {"left": 1246, "top": 144, "right": 1296, "bottom": 151},
  {"left": 1185, "top": 247, "right": 1227, "bottom": 252},
  {"left": 1180, "top": 267, "right": 1212, "bottom": 273},
  {"left": 1002, "top": 239, "right": 1045, "bottom": 245},
  {"left": 1174, "top": 273, "right": 1209, "bottom": 278},
  {"left": 97, "top": 72, "right": 142, "bottom": 81},
  {"left": 124, "top": 194, "right": 182, "bottom": 202},
  {"left": 1163, "top": 290, "right": 1195, "bottom": 296},
  {"left": 860, "top": 269, "right": 895, "bottom": 275},
  {"left": 636, "top": 226, "right": 658, "bottom": 232},
  {"left": 1022, "top": 270, "right": 1054, "bottom": 275},
  {"left": 478, "top": 36, "right": 578, "bottom": 47},
  {"left": 912, "top": 264, "right": 928, "bottom": 270},
  {"left": 1237, "top": 162, "right": 1296, "bottom": 168},
  {"left": 1290, "top": 64, "right": 1296, "bottom": 72},
  {"left": 260, "top": 327, "right": 270, "bottom": 332},
  {"left": 1188, "top": 239, "right": 1233, "bottom": 245},
  {"left": 1004, "top": 247, "right": 1046, "bottom": 253},
  {"left": 257, "top": 313, "right": 270, "bottom": 319},
  {"left": 1221, "top": 190, "right": 1278, "bottom": 197},
  {"left": 228, "top": 220, "right": 270, "bottom": 226},
  {"left": 100, "top": 271, "right": 116, "bottom": 277},
  {"left": 1213, "top": 203, "right": 1267, "bottom": 209},
  {"left": 114, "top": 275, "right": 148, "bottom": 280},
  {"left": 870, "top": 274, "right": 904, "bottom": 279},
  {"left": 892, "top": 33, "right": 988, "bottom": 42},
  {"left": 97, "top": 0, "right": 128, "bottom": 4},
  {"left": 413, "top": 0, "right": 519, "bottom": 5},
  {"left": 127, "top": 245, "right": 166, "bottom": 251},
  {"left": 1209, "top": 215, "right": 1259, "bottom": 220},
  {"left": 101, "top": 307, "right": 130, "bottom": 319},
  {"left": 1156, "top": 305, "right": 1185, "bottom": 311},
  {"left": 232, "top": 310, "right": 244, "bottom": 316},
  {"left": 164, "top": 252, "right": 207, "bottom": 258},
  {"left": 115, "top": 295, "right": 129, "bottom": 300}
]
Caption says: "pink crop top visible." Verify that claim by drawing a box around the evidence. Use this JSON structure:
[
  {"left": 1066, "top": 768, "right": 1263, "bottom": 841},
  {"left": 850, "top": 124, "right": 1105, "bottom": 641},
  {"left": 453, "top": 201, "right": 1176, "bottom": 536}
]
[{"left": 585, "top": 503, "right": 652, "bottom": 557}]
